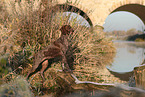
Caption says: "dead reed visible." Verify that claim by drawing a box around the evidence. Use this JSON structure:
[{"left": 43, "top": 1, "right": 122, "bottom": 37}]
[{"left": 0, "top": 0, "right": 116, "bottom": 96}]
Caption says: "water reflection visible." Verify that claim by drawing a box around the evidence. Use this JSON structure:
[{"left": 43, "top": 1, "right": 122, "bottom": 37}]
[{"left": 107, "top": 40, "right": 145, "bottom": 73}]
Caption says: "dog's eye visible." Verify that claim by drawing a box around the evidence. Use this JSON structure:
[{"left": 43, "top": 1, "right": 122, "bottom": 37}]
[{"left": 66, "top": 26, "right": 71, "bottom": 31}]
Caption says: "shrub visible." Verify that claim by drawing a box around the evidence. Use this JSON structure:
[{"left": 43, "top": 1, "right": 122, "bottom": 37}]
[{"left": 0, "top": 76, "right": 33, "bottom": 97}]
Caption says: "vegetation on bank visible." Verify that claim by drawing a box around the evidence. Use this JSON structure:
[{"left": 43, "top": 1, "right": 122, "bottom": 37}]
[
  {"left": 127, "top": 34, "right": 145, "bottom": 42},
  {"left": 0, "top": 0, "right": 116, "bottom": 96},
  {"left": 105, "top": 28, "right": 145, "bottom": 41}
]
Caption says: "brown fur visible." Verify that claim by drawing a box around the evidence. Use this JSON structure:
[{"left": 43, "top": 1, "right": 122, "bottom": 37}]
[{"left": 26, "top": 25, "right": 74, "bottom": 81}]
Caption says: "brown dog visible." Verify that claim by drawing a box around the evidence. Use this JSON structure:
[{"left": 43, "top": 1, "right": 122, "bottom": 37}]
[{"left": 26, "top": 25, "right": 74, "bottom": 81}]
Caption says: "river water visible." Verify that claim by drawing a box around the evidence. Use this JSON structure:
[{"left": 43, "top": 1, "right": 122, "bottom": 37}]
[{"left": 107, "top": 40, "right": 145, "bottom": 73}]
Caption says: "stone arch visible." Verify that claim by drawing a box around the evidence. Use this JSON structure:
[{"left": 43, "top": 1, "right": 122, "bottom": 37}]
[
  {"left": 109, "top": 1, "right": 145, "bottom": 24},
  {"left": 42, "top": 4, "right": 93, "bottom": 26},
  {"left": 109, "top": 0, "right": 145, "bottom": 12}
]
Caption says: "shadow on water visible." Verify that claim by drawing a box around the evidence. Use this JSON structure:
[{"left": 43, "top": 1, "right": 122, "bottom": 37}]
[{"left": 106, "top": 67, "right": 134, "bottom": 81}]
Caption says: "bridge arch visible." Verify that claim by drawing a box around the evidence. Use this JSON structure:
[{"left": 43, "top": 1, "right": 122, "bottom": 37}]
[
  {"left": 110, "top": 4, "right": 145, "bottom": 25},
  {"left": 42, "top": 3, "right": 93, "bottom": 26},
  {"left": 108, "top": 0, "right": 145, "bottom": 25},
  {"left": 55, "top": 4, "right": 93, "bottom": 26},
  {"left": 41, "top": 0, "right": 145, "bottom": 30}
]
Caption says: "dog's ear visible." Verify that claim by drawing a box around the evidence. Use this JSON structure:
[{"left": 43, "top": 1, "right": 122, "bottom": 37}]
[
  {"left": 60, "top": 25, "right": 74, "bottom": 35},
  {"left": 60, "top": 25, "right": 66, "bottom": 35},
  {"left": 65, "top": 25, "right": 74, "bottom": 33}
]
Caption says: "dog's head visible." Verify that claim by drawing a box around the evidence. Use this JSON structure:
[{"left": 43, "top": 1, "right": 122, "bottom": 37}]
[{"left": 60, "top": 25, "right": 74, "bottom": 35}]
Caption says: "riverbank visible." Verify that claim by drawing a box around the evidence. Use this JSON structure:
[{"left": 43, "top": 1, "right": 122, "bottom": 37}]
[{"left": 127, "top": 33, "right": 145, "bottom": 42}]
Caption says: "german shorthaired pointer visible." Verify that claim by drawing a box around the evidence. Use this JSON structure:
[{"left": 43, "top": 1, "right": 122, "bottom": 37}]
[{"left": 26, "top": 25, "right": 74, "bottom": 81}]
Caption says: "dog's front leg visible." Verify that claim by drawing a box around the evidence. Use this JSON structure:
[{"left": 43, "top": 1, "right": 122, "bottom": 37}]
[{"left": 61, "top": 54, "right": 72, "bottom": 73}]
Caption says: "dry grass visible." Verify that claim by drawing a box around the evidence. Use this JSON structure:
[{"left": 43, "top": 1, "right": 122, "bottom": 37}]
[{"left": 0, "top": 0, "right": 116, "bottom": 96}]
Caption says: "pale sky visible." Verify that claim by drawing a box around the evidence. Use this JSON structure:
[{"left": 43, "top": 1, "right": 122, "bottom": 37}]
[
  {"left": 63, "top": 11, "right": 145, "bottom": 32},
  {"left": 103, "top": 11, "right": 145, "bottom": 32}
]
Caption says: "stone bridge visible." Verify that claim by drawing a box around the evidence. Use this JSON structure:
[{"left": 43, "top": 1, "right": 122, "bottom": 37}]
[{"left": 42, "top": 0, "right": 145, "bottom": 30}]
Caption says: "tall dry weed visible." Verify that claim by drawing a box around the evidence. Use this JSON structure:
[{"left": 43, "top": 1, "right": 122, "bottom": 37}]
[
  {"left": 0, "top": 0, "right": 116, "bottom": 96},
  {"left": 0, "top": 0, "right": 115, "bottom": 91}
]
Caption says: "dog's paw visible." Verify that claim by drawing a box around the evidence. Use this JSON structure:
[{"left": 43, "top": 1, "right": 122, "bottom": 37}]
[
  {"left": 57, "top": 69, "right": 73, "bottom": 73},
  {"left": 63, "top": 69, "right": 73, "bottom": 73},
  {"left": 57, "top": 70, "right": 63, "bottom": 72}
]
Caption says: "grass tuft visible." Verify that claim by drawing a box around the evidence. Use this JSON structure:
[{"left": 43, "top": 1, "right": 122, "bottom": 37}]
[{"left": 0, "top": 76, "right": 33, "bottom": 97}]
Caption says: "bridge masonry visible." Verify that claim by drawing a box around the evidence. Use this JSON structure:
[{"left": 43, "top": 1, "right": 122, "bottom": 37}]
[
  {"left": 41, "top": 0, "right": 145, "bottom": 31},
  {"left": 5, "top": 0, "right": 145, "bottom": 30}
]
